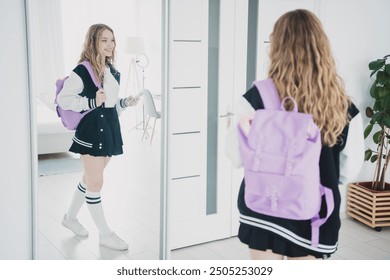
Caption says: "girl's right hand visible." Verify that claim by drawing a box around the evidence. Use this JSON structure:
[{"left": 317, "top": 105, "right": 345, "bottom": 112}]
[
  {"left": 96, "top": 89, "right": 106, "bottom": 107},
  {"left": 239, "top": 113, "right": 254, "bottom": 136}
]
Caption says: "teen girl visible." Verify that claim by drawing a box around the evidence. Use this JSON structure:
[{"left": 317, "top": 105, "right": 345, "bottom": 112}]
[{"left": 58, "top": 24, "right": 139, "bottom": 251}]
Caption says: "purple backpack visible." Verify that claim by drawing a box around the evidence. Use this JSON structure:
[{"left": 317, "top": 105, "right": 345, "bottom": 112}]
[
  {"left": 55, "top": 60, "right": 101, "bottom": 130},
  {"left": 237, "top": 78, "right": 334, "bottom": 247}
]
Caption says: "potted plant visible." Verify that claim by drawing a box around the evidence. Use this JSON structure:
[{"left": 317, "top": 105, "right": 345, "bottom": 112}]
[{"left": 347, "top": 54, "right": 390, "bottom": 231}]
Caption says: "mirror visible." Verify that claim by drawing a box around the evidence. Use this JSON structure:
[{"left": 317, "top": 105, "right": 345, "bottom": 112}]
[{"left": 27, "top": 0, "right": 163, "bottom": 260}]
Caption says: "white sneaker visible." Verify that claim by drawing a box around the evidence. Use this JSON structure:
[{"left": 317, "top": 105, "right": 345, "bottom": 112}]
[
  {"left": 99, "top": 232, "right": 128, "bottom": 251},
  {"left": 62, "top": 214, "right": 89, "bottom": 237}
]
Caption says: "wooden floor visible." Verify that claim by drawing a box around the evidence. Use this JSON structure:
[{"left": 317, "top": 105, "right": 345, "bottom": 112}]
[{"left": 37, "top": 121, "right": 390, "bottom": 260}]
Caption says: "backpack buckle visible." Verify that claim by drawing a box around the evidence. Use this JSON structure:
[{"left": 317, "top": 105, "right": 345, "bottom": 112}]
[{"left": 285, "top": 141, "right": 296, "bottom": 176}]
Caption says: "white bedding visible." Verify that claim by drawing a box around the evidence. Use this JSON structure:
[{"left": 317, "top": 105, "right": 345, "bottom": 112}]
[{"left": 36, "top": 97, "right": 74, "bottom": 154}]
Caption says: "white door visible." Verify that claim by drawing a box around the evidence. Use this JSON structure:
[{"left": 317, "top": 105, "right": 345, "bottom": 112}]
[{"left": 167, "top": 0, "right": 248, "bottom": 249}]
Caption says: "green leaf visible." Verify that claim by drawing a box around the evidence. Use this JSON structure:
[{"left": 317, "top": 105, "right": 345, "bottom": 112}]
[
  {"left": 364, "top": 123, "right": 373, "bottom": 138},
  {"left": 365, "top": 149, "right": 373, "bottom": 161},
  {"left": 369, "top": 59, "right": 385, "bottom": 71},
  {"left": 384, "top": 117, "right": 390, "bottom": 128},
  {"left": 373, "top": 100, "right": 381, "bottom": 111},
  {"left": 371, "top": 154, "right": 379, "bottom": 163},
  {"left": 378, "top": 86, "right": 386, "bottom": 98},
  {"left": 384, "top": 95, "right": 390, "bottom": 110},
  {"left": 370, "top": 112, "right": 382, "bottom": 125},
  {"left": 373, "top": 130, "right": 383, "bottom": 144},
  {"left": 370, "top": 82, "right": 379, "bottom": 98},
  {"left": 378, "top": 87, "right": 390, "bottom": 101},
  {"left": 384, "top": 68, "right": 390, "bottom": 84},
  {"left": 386, "top": 64, "right": 390, "bottom": 76},
  {"left": 377, "top": 71, "right": 385, "bottom": 84}
]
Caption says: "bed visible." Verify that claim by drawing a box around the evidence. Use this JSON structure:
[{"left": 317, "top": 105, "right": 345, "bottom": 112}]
[{"left": 36, "top": 97, "right": 74, "bottom": 155}]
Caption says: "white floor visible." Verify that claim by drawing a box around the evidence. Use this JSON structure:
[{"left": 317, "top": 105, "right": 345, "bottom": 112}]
[
  {"left": 37, "top": 117, "right": 390, "bottom": 260},
  {"left": 37, "top": 115, "right": 161, "bottom": 260},
  {"left": 170, "top": 213, "right": 390, "bottom": 260}
]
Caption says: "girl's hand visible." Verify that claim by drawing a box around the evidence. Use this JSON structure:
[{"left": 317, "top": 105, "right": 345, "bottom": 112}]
[
  {"left": 96, "top": 89, "right": 106, "bottom": 107},
  {"left": 124, "top": 95, "right": 140, "bottom": 107},
  {"left": 239, "top": 113, "right": 254, "bottom": 136}
]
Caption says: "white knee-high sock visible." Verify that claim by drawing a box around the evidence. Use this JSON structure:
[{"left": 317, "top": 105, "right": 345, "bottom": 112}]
[
  {"left": 66, "top": 182, "right": 87, "bottom": 220},
  {"left": 85, "top": 191, "right": 113, "bottom": 237}
]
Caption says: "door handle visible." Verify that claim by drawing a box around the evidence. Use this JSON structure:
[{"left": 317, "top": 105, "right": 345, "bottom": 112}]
[
  {"left": 219, "top": 110, "right": 234, "bottom": 128},
  {"left": 219, "top": 112, "right": 234, "bottom": 118}
]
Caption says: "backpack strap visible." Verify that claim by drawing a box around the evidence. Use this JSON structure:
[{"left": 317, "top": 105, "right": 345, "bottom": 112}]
[
  {"left": 80, "top": 60, "right": 102, "bottom": 89},
  {"left": 310, "top": 185, "right": 335, "bottom": 247},
  {"left": 253, "top": 78, "right": 281, "bottom": 110}
]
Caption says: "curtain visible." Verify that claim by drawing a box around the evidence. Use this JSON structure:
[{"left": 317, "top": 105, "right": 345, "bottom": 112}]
[{"left": 27, "top": 0, "right": 64, "bottom": 109}]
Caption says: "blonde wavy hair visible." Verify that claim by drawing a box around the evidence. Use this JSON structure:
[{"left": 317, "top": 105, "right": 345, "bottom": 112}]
[
  {"left": 78, "top": 24, "right": 116, "bottom": 83},
  {"left": 268, "top": 9, "right": 350, "bottom": 146}
]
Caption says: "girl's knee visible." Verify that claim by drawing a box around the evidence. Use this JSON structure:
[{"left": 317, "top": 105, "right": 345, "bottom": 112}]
[{"left": 85, "top": 178, "right": 104, "bottom": 191}]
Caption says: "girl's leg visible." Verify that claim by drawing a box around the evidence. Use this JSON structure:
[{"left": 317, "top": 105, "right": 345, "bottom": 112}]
[
  {"left": 62, "top": 174, "right": 89, "bottom": 237},
  {"left": 65, "top": 175, "right": 87, "bottom": 219},
  {"left": 82, "top": 154, "right": 107, "bottom": 192},
  {"left": 82, "top": 154, "right": 111, "bottom": 236},
  {"left": 82, "top": 155, "right": 128, "bottom": 251},
  {"left": 249, "top": 249, "right": 284, "bottom": 260}
]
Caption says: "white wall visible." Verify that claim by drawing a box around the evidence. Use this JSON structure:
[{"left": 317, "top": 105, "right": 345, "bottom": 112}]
[
  {"left": 321, "top": 0, "right": 390, "bottom": 182},
  {"left": 60, "top": 0, "right": 162, "bottom": 96},
  {"left": 28, "top": 0, "right": 161, "bottom": 109},
  {"left": 321, "top": 0, "right": 390, "bottom": 211},
  {"left": 0, "top": 0, "right": 33, "bottom": 259}
]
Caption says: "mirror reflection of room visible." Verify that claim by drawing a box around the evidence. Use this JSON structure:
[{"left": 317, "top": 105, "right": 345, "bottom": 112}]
[{"left": 30, "top": 0, "right": 162, "bottom": 260}]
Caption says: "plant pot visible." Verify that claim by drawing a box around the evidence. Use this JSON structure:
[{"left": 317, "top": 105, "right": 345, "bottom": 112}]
[{"left": 347, "top": 182, "right": 390, "bottom": 231}]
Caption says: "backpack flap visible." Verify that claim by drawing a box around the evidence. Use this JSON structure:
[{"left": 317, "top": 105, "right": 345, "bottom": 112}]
[{"left": 245, "top": 109, "right": 321, "bottom": 175}]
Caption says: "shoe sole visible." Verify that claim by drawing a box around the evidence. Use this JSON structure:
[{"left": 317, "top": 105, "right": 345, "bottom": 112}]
[{"left": 62, "top": 221, "right": 89, "bottom": 237}]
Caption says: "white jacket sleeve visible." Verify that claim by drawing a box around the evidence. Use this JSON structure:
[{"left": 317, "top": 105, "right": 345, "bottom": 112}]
[
  {"left": 57, "top": 71, "right": 94, "bottom": 112},
  {"left": 339, "top": 112, "right": 365, "bottom": 185},
  {"left": 225, "top": 97, "right": 255, "bottom": 169}
]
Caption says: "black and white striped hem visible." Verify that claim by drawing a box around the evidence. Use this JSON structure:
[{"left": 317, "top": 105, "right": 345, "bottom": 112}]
[
  {"left": 72, "top": 136, "right": 93, "bottom": 148},
  {"left": 239, "top": 214, "right": 338, "bottom": 254}
]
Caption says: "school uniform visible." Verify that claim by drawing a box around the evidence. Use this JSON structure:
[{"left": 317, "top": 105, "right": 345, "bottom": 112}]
[
  {"left": 57, "top": 63, "right": 128, "bottom": 157},
  {"left": 226, "top": 85, "right": 364, "bottom": 258}
]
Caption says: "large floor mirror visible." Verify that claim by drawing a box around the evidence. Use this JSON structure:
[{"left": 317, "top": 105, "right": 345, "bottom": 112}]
[{"left": 27, "top": 0, "right": 164, "bottom": 260}]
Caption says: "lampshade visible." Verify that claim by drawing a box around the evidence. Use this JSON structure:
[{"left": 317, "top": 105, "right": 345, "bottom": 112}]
[{"left": 124, "top": 36, "right": 145, "bottom": 55}]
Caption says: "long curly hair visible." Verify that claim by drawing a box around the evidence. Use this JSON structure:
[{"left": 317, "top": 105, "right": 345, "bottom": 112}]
[
  {"left": 78, "top": 24, "right": 116, "bottom": 83},
  {"left": 268, "top": 9, "right": 350, "bottom": 146}
]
